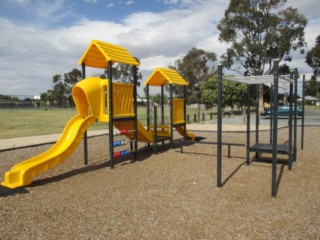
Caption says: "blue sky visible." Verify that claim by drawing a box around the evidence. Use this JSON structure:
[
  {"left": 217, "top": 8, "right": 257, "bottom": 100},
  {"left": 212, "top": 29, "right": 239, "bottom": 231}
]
[{"left": 0, "top": 0, "right": 319, "bottom": 97}]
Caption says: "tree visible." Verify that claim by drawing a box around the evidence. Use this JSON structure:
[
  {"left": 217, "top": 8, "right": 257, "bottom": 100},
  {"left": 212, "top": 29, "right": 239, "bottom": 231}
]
[
  {"left": 217, "top": 0, "right": 307, "bottom": 109},
  {"left": 169, "top": 47, "right": 217, "bottom": 102},
  {"left": 201, "top": 75, "right": 247, "bottom": 110},
  {"left": 102, "top": 63, "right": 143, "bottom": 86},
  {"left": 306, "top": 35, "right": 320, "bottom": 78},
  {"left": 305, "top": 75, "right": 319, "bottom": 97},
  {"left": 305, "top": 35, "right": 320, "bottom": 97},
  {"left": 41, "top": 68, "right": 82, "bottom": 107}
]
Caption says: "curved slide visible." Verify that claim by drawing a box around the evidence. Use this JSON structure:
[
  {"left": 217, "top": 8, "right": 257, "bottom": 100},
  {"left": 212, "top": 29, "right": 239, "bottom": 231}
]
[
  {"left": 1, "top": 114, "right": 96, "bottom": 189},
  {"left": 175, "top": 125, "right": 195, "bottom": 141}
]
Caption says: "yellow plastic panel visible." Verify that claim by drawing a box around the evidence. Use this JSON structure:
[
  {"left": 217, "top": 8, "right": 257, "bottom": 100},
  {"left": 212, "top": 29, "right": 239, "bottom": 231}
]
[
  {"left": 144, "top": 68, "right": 189, "bottom": 86},
  {"left": 172, "top": 98, "right": 185, "bottom": 124},
  {"left": 112, "top": 83, "right": 135, "bottom": 118},
  {"left": 78, "top": 40, "right": 140, "bottom": 69}
]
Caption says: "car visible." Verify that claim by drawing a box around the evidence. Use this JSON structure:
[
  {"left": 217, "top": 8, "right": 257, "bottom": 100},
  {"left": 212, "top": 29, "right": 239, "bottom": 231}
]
[{"left": 260, "top": 105, "right": 303, "bottom": 118}]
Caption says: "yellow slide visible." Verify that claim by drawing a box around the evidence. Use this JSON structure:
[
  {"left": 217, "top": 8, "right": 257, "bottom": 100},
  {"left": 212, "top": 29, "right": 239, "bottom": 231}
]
[
  {"left": 174, "top": 125, "right": 195, "bottom": 141},
  {"left": 113, "top": 120, "right": 154, "bottom": 143},
  {"left": 1, "top": 114, "right": 96, "bottom": 188}
]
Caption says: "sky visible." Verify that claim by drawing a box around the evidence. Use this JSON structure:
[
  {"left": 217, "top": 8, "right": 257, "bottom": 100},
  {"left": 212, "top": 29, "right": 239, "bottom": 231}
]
[{"left": 0, "top": 0, "right": 319, "bottom": 97}]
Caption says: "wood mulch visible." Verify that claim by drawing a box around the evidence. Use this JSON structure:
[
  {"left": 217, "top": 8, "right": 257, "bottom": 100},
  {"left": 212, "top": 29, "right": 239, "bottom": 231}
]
[{"left": 0, "top": 126, "right": 319, "bottom": 239}]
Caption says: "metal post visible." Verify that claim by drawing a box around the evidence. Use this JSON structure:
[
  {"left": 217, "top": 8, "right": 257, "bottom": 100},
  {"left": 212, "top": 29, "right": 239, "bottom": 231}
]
[
  {"left": 293, "top": 68, "right": 298, "bottom": 161},
  {"left": 301, "top": 75, "right": 305, "bottom": 150},
  {"left": 272, "top": 60, "right": 279, "bottom": 197},
  {"left": 183, "top": 86, "right": 187, "bottom": 143},
  {"left": 161, "top": 86, "right": 164, "bottom": 125},
  {"left": 170, "top": 84, "right": 173, "bottom": 147},
  {"left": 133, "top": 65, "right": 138, "bottom": 161},
  {"left": 255, "top": 84, "right": 259, "bottom": 145},
  {"left": 81, "top": 63, "right": 88, "bottom": 165},
  {"left": 154, "top": 106, "right": 158, "bottom": 154},
  {"left": 246, "top": 84, "right": 251, "bottom": 165},
  {"left": 288, "top": 71, "right": 293, "bottom": 170},
  {"left": 217, "top": 65, "right": 222, "bottom": 188},
  {"left": 269, "top": 85, "right": 273, "bottom": 144},
  {"left": 146, "top": 85, "right": 150, "bottom": 148},
  {"left": 107, "top": 61, "right": 114, "bottom": 168},
  {"left": 161, "top": 85, "right": 165, "bottom": 145}
]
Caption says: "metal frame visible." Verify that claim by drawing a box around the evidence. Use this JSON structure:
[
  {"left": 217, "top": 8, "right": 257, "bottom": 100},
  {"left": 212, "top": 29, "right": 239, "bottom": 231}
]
[{"left": 217, "top": 60, "right": 305, "bottom": 197}]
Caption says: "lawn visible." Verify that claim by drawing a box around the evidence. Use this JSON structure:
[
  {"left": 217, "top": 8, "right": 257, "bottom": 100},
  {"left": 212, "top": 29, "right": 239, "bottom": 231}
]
[{"left": 0, "top": 106, "right": 215, "bottom": 139}]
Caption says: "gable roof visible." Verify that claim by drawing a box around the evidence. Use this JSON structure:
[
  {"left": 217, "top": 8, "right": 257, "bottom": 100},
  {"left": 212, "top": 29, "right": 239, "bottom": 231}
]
[
  {"left": 144, "top": 68, "right": 189, "bottom": 86},
  {"left": 78, "top": 39, "right": 140, "bottom": 69}
]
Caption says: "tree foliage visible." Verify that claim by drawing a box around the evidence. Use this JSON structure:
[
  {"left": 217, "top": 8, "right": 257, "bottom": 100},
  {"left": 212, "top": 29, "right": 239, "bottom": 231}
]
[
  {"left": 168, "top": 48, "right": 217, "bottom": 102},
  {"left": 306, "top": 35, "right": 320, "bottom": 77},
  {"left": 305, "top": 35, "right": 320, "bottom": 97},
  {"left": 217, "top": 0, "right": 307, "bottom": 75},
  {"left": 201, "top": 75, "right": 247, "bottom": 109},
  {"left": 102, "top": 63, "right": 143, "bottom": 86},
  {"left": 41, "top": 68, "right": 82, "bottom": 107}
]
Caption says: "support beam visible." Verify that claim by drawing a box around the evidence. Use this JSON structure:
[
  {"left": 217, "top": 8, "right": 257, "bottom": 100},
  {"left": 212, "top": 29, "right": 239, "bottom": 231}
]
[
  {"left": 293, "top": 68, "right": 298, "bottom": 162},
  {"left": 301, "top": 75, "right": 305, "bottom": 150},
  {"left": 288, "top": 71, "right": 293, "bottom": 170},
  {"left": 81, "top": 63, "right": 88, "bottom": 165},
  {"left": 107, "top": 61, "right": 114, "bottom": 168},
  {"left": 217, "top": 64, "right": 222, "bottom": 188},
  {"left": 271, "top": 60, "right": 279, "bottom": 197},
  {"left": 132, "top": 64, "right": 138, "bottom": 161},
  {"left": 246, "top": 85, "right": 251, "bottom": 165}
]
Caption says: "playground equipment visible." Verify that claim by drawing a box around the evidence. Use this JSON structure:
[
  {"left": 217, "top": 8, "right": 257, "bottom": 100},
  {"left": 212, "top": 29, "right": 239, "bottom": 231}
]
[
  {"left": 1, "top": 39, "right": 194, "bottom": 188},
  {"left": 216, "top": 60, "right": 305, "bottom": 197}
]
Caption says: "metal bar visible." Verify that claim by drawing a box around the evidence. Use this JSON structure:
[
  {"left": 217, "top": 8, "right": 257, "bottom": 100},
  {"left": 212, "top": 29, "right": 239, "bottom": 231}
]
[
  {"left": 246, "top": 85, "right": 251, "bottom": 165},
  {"left": 146, "top": 84, "right": 150, "bottom": 148},
  {"left": 133, "top": 65, "right": 138, "bottom": 161},
  {"left": 270, "top": 85, "right": 273, "bottom": 144},
  {"left": 255, "top": 84, "right": 259, "bottom": 145},
  {"left": 161, "top": 85, "right": 165, "bottom": 145},
  {"left": 184, "top": 86, "right": 187, "bottom": 144},
  {"left": 107, "top": 61, "right": 114, "bottom": 168},
  {"left": 293, "top": 68, "right": 298, "bottom": 162},
  {"left": 154, "top": 105, "right": 158, "bottom": 154},
  {"left": 161, "top": 86, "right": 164, "bottom": 125},
  {"left": 301, "top": 75, "right": 305, "bottom": 150},
  {"left": 217, "top": 65, "right": 222, "bottom": 188},
  {"left": 288, "top": 71, "right": 293, "bottom": 170},
  {"left": 272, "top": 59, "right": 279, "bottom": 197},
  {"left": 170, "top": 84, "right": 174, "bottom": 147},
  {"left": 81, "top": 63, "right": 88, "bottom": 165}
]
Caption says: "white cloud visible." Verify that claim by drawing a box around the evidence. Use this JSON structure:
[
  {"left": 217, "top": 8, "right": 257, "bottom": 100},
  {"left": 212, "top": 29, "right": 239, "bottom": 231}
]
[
  {"left": 125, "top": 0, "right": 134, "bottom": 5},
  {"left": 0, "top": 0, "right": 318, "bottom": 96},
  {"left": 106, "top": 2, "right": 114, "bottom": 8},
  {"left": 8, "top": 0, "right": 30, "bottom": 4},
  {"left": 84, "top": 0, "right": 98, "bottom": 3}
]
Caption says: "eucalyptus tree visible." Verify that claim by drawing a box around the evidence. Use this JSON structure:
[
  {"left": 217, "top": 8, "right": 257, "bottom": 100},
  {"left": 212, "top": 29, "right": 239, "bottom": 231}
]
[
  {"left": 169, "top": 47, "right": 217, "bottom": 103},
  {"left": 217, "top": 0, "right": 307, "bottom": 109}
]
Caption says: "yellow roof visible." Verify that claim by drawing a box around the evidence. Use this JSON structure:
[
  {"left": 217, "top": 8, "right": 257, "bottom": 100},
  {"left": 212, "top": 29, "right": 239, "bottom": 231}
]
[
  {"left": 144, "top": 68, "right": 189, "bottom": 86},
  {"left": 78, "top": 39, "right": 140, "bottom": 68}
]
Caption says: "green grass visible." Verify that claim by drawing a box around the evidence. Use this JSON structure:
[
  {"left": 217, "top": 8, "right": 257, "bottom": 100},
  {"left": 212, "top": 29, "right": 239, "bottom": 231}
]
[
  {"left": 0, "top": 106, "right": 214, "bottom": 139},
  {"left": 0, "top": 107, "right": 149, "bottom": 139}
]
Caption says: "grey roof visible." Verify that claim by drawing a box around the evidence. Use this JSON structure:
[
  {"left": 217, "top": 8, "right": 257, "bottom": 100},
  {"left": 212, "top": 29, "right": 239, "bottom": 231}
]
[
  {"left": 223, "top": 75, "right": 292, "bottom": 85},
  {"left": 305, "top": 96, "right": 320, "bottom": 101}
]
